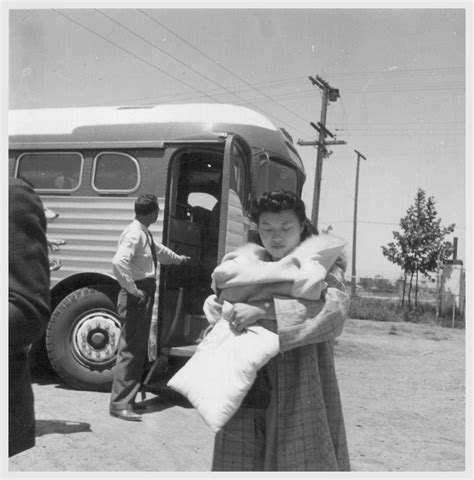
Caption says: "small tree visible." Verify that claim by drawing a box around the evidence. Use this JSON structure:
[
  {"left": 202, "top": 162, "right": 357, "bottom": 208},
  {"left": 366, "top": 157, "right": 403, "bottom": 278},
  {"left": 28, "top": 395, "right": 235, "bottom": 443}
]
[{"left": 382, "top": 189, "right": 454, "bottom": 309}]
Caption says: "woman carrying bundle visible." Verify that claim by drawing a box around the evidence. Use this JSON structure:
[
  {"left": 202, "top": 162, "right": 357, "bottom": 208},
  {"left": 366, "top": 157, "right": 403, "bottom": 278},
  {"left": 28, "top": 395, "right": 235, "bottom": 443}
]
[{"left": 205, "top": 190, "right": 351, "bottom": 471}]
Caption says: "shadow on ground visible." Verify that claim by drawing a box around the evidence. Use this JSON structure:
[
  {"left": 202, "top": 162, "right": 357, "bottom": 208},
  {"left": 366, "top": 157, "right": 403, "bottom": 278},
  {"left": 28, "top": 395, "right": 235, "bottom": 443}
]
[
  {"left": 29, "top": 337, "right": 192, "bottom": 411},
  {"left": 138, "top": 388, "right": 193, "bottom": 414},
  {"left": 35, "top": 419, "right": 92, "bottom": 437}
]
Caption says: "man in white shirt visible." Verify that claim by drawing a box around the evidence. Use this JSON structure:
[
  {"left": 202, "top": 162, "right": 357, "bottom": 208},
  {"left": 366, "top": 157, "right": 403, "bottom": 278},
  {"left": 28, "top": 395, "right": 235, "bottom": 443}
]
[{"left": 110, "top": 194, "right": 190, "bottom": 421}]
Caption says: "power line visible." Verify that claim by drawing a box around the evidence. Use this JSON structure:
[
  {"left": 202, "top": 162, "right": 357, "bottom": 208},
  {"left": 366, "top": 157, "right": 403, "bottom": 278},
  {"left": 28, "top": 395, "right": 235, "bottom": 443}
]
[
  {"left": 202, "top": 65, "right": 464, "bottom": 91},
  {"left": 54, "top": 10, "right": 217, "bottom": 102},
  {"left": 338, "top": 129, "right": 464, "bottom": 133},
  {"left": 261, "top": 85, "right": 464, "bottom": 103},
  {"left": 111, "top": 85, "right": 308, "bottom": 105},
  {"left": 48, "top": 10, "right": 466, "bottom": 159},
  {"left": 342, "top": 133, "right": 465, "bottom": 137},
  {"left": 117, "top": 78, "right": 464, "bottom": 104},
  {"left": 96, "top": 9, "right": 293, "bottom": 115},
  {"left": 333, "top": 121, "right": 464, "bottom": 126},
  {"left": 321, "top": 219, "right": 466, "bottom": 229},
  {"left": 78, "top": 13, "right": 464, "bottom": 117},
  {"left": 208, "top": 69, "right": 465, "bottom": 95},
  {"left": 55, "top": 9, "right": 311, "bottom": 138},
  {"left": 138, "top": 9, "right": 311, "bottom": 125},
  {"left": 321, "top": 220, "right": 397, "bottom": 225},
  {"left": 70, "top": 68, "right": 465, "bottom": 106},
  {"left": 96, "top": 10, "right": 315, "bottom": 138},
  {"left": 96, "top": 9, "right": 231, "bottom": 91},
  {"left": 321, "top": 66, "right": 464, "bottom": 77}
]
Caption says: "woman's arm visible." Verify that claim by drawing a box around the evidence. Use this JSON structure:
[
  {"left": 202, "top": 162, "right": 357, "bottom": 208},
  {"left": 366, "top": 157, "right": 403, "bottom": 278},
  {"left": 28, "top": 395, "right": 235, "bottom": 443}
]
[
  {"left": 205, "top": 254, "right": 349, "bottom": 349},
  {"left": 204, "top": 295, "right": 273, "bottom": 333},
  {"left": 273, "top": 262, "right": 349, "bottom": 351},
  {"left": 229, "top": 285, "right": 348, "bottom": 351},
  {"left": 272, "top": 287, "right": 350, "bottom": 352},
  {"left": 326, "top": 255, "right": 346, "bottom": 291},
  {"left": 246, "top": 263, "right": 349, "bottom": 351}
]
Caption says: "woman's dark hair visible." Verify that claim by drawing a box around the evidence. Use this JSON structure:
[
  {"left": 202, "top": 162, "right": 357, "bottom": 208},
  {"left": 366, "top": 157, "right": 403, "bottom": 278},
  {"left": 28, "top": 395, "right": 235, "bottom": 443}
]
[
  {"left": 135, "top": 194, "right": 159, "bottom": 216},
  {"left": 251, "top": 190, "right": 318, "bottom": 241}
]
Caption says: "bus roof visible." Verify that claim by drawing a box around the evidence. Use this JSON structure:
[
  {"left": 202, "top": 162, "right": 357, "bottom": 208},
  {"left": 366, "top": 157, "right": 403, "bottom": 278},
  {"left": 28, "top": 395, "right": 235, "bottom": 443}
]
[{"left": 9, "top": 103, "right": 304, "bottom": 172}]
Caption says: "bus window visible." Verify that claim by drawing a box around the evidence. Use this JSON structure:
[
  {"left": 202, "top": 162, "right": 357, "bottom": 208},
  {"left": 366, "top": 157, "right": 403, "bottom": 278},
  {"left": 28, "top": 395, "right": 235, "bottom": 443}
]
[
  {"left": 188, "top": 192, "right": 218, "bottom": 211},
  {"left": 257, "top": 157, "right": 298, "bottom": 195},
  {"left": 171, "top": 149, "right": 222, "bottom": 221},
  {"left": 16, "top": 152, "right": 83, "bottom": 191},
  {"left": 92, "top": 152, "right": 140, "bottom": 192}
]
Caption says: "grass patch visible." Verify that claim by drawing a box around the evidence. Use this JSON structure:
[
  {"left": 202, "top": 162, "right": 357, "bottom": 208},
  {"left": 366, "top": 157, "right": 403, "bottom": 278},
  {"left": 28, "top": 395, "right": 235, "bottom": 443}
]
[
  {"left": 349, "top": 295, "right": 465, "bottom": 329},
  {"left": 349, "top": 296, "right": 403, "bottom": 322}
]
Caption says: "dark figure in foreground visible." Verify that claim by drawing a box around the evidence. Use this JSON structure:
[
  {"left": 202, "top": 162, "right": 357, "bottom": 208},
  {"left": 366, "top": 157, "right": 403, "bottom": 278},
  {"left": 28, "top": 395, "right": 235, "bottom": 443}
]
[
  {"left": 110, "top": 194, "right": 190, "bottom": 421},
  {"left": 9, "top": 178, "right": 50, "bottom": 457}
]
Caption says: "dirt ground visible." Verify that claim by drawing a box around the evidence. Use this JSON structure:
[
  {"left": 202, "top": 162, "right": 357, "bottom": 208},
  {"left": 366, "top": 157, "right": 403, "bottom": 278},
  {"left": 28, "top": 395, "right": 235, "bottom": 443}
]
[{"left": 8, "top": 318, "right": 467, "bottom": 474}]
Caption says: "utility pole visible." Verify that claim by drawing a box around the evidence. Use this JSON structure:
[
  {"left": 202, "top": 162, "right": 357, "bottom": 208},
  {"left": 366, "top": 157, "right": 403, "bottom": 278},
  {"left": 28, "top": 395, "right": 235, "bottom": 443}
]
[
  {"left": 297, "top": 75, "right": 344, "bottom": 229},
  {"left": 351, "top": 149, "right": 366, "bottom": 297}
]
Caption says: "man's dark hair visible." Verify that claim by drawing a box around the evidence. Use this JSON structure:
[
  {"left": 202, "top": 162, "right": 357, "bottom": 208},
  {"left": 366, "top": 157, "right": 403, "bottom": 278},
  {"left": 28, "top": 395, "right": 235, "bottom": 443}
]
[
  {"left": 251, "top": 190, "right": 318, "bottom": 240},
  {"left": 135, "top": 194, "right": 159, "bottom": 216}
]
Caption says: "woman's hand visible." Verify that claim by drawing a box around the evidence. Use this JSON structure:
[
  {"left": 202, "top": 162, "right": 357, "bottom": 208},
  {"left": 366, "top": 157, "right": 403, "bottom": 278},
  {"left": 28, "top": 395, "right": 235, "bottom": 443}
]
[{"left": 229, "top": 303, "right": 266, "bottom": 333}]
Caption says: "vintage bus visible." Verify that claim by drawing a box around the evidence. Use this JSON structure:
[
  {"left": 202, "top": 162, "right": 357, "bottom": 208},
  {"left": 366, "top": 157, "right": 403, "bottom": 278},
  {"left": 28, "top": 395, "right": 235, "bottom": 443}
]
[{"left": 8, "top": 103, "right": 306, "bottom": 391}]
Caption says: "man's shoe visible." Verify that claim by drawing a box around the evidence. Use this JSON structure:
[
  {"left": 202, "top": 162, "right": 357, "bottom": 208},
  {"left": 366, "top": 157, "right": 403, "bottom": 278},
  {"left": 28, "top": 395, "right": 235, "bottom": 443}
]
[{"left": 110, "top": 409, "right": 142, "bottom": 421}]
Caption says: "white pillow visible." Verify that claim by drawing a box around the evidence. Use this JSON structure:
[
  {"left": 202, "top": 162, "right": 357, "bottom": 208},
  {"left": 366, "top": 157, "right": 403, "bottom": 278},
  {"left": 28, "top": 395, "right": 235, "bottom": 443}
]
[{"left": 167, "top": 305, "right": 279, "bottom": 432}]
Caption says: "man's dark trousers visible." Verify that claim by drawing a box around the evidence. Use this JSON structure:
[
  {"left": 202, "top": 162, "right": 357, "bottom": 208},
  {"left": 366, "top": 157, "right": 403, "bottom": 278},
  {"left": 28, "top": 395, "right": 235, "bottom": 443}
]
[{"left": 110, "top": 278, "right": 156, "bottom": 410}]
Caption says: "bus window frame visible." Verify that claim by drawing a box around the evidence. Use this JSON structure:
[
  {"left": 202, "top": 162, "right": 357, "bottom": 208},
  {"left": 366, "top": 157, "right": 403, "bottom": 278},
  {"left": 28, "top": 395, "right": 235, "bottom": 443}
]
[
  {"left": 230, "top": 141, "right": 250, "bottom": 211},
  {"left": 91, "top": 151, "right": 141, "bottom": 195},
  {"left": 14, "top": 151, "right": 85, "bottom": 194}
]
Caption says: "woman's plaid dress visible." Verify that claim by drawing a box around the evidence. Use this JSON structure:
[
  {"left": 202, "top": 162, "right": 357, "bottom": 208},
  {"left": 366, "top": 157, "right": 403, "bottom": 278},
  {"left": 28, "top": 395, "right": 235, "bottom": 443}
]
[{"left": 212, "top": 265, "right": 351, "bottom": 471}]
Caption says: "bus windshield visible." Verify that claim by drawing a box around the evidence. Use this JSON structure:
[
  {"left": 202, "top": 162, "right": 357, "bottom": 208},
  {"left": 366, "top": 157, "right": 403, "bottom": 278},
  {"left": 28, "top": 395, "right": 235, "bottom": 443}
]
[{"left": 256, "top": 156, "right": 298, "bottom": 196}]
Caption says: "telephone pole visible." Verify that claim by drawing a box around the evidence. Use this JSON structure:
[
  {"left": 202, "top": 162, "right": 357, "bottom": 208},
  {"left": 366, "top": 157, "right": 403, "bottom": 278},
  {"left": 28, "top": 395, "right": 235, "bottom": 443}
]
[
  {"left": 351, "top": 149, "right": 367, "bottom": 297},
  {"left": 297, "top": 75, "right": 344, "bottom": 229}
]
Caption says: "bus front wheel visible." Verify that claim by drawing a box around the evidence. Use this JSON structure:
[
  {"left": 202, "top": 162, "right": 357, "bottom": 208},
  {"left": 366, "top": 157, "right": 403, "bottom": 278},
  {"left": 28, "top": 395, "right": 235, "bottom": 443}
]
[{"left": 46, "top": 287, "right": 122, "bottom": 391}]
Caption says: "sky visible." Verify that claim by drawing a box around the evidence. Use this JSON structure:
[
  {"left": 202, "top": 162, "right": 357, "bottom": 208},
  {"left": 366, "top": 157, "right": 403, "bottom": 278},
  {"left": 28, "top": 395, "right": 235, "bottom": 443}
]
[{"left": 5, "top": 3, "right": 470, "bottom": 281}]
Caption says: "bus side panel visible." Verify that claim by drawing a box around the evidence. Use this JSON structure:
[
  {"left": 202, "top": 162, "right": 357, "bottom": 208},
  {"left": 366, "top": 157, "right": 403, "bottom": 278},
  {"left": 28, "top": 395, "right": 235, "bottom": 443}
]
[
  {"left": 42, "top": 195, "right": 165, "bottom": 357},
  {"left": 46, "top": 196, "right": 128, "bottom": 282}
]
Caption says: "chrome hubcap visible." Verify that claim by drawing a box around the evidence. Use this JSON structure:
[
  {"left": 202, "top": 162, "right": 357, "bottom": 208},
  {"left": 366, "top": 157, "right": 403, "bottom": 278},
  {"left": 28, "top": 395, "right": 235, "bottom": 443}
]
[{"left": 72, "top": 311, "right": 121, "bottom": 364}]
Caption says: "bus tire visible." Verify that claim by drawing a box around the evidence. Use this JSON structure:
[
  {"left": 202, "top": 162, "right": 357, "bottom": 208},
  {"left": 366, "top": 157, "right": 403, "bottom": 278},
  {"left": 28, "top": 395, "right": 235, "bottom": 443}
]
[{"left": 46, "top": 287, "right": 122, "bottom": 392}]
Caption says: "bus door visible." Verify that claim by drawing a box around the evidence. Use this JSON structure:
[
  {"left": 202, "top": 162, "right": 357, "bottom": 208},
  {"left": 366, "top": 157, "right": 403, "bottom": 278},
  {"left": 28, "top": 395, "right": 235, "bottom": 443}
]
[
  {"left": 158, "top": 135, "right": 251, "bottom": 354},
  {"left": 217, "top": 135, "right": 251, "bottom": 262}
]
